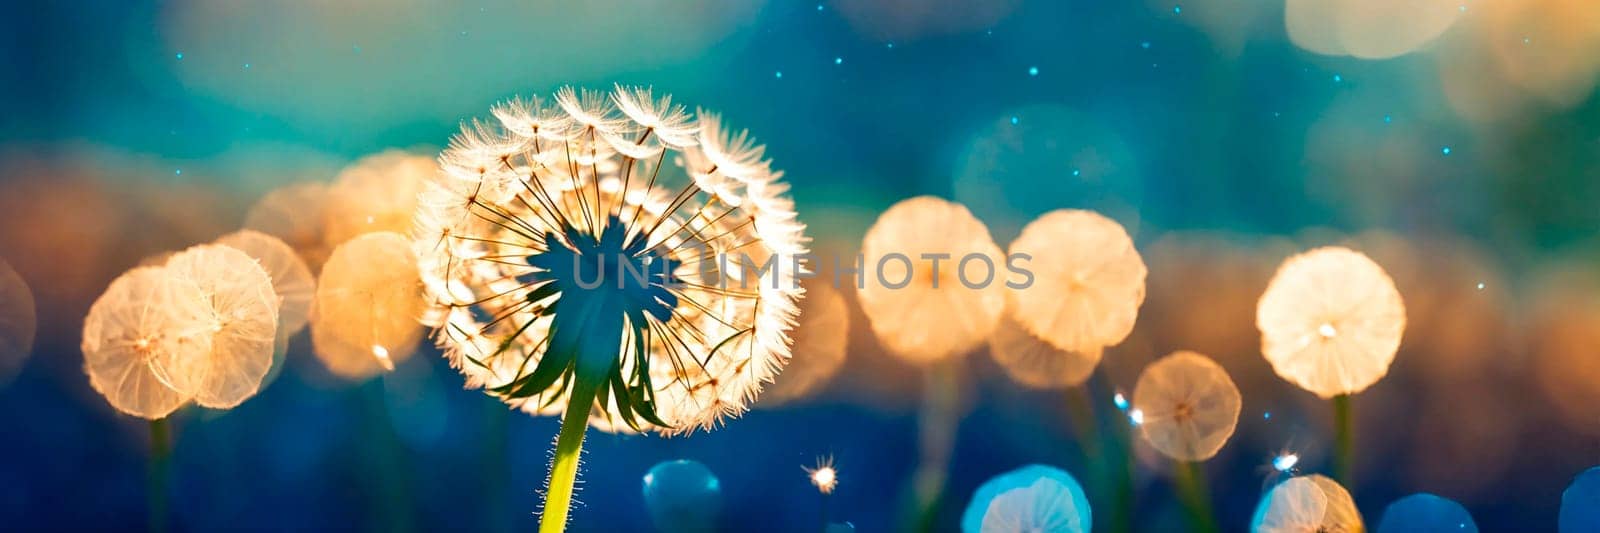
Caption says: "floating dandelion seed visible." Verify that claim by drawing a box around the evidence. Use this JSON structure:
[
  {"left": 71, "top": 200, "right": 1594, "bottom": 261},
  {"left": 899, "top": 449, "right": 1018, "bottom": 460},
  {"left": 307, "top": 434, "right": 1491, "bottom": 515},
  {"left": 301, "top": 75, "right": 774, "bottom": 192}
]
[
  {"left": 322, "top": 150, "right": 433, "bottom": 248},
  {"left": 1377, "top": 493, "right": 1477, "bottom": 533},
  {"left": 858, "top": 196, "right": 1003, "bottom": 362},
  {"left": 1007, "top": 209, "right": 1146, "bottom": 355},
  {"left": 311, "top": 232, "right": 424, "bottom": 380},
  {"left": 414, "top": 86, "right": 806, "bottom": 531},
  {"left": 806, "top": 456, "right": 839, "bottom": 494},
  {"left": 1561, "top": 467, "right": 1600, "bottom": 533},
  {"left": 1251, "top": 474, "right": 1363, "bottom": 533},
  {"left": 215, "top": 230, "right": 315, "bottom": 336},
  {"left": 81, "top": 266, "right": 213, "bottom": 419},
  {"left": 988, "top": 316, "right": 1101, "bottom": 389},
  {"left": 1257, "top": 246, "right": 1405, "bottom": 398},
  {"left": 642, "top": 460, "right": 723, "bottom": 533},
  {"left": 962, "top": 464, "right": 1091, "bottom": 533},
  {"left": 1131, "top": 351, "right": 1241, "bottom": 462},
  {"left": 764, "top": 282, "right": 850, "bottom": 405},
  {"left": 159, "top": 244, "right": 280, "bottom": 409},
  {"left": 0, "top": 257, "right": 36, "bottom": 384},
  {"left": 244, "top": 182, "right": 333, "bottom": 270}
]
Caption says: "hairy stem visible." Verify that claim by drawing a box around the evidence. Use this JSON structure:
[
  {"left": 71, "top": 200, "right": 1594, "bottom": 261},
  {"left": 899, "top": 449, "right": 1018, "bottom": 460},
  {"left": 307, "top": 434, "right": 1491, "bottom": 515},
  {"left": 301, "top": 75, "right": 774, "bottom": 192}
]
[
  {"left": 148, "top": 417, "right": 170, "bottom": 533},
  {"left": 1332, "top": 394, "right": 1354, "bottom": 486},
  {"left": 539, "top": 375, "right": 601, "bottom": 533}
]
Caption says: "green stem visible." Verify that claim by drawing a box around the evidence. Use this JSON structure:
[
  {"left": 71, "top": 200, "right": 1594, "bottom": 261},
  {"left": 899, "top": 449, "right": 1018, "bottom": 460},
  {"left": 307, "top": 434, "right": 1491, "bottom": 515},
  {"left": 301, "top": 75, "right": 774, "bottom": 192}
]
[
  {"left": 1064, "top": 386, "right": 1102, "bottom": 459},
  {"left": 910, "top": 359, "right": 961, "bottom": 532},
  {"left": 819, "top": 491, "right": 831, "bottom": 533},
  {"left": 1172, "top": 460, "right": 1217, "bottom": 533},
  {"left": 1332, "top": 394, "right": 1353, "bottom": 486},
  {"left": 539, "top": 375, "right": 601, "bottom": 533},
  {"left": 148, "top": 417, "right": 170, "bottom": 533}
]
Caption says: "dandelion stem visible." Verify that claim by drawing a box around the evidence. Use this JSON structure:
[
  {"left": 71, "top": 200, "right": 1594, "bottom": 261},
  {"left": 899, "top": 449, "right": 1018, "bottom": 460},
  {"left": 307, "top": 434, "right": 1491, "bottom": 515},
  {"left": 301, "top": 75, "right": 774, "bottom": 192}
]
[
  {"left": 1332, "top": 394, "right": 1354, "bottom": 486},
  {"left": 910, "top": 359, "right": 962, "bottom": 532},
  {"left": 1172, "top": 460, "right": 1218, "bottom": 533},
  {"left": 539, "top": 374, "right": 601, "bottom": 533},
  {"left": 147, "top": 417, "right": 170, "bottom": 533},
  {"left": 1064, "top": 386, "right": 1102, "bottom": 459},
  {"left": 818, "top": 490, "right": 831, "bottom": 533}
]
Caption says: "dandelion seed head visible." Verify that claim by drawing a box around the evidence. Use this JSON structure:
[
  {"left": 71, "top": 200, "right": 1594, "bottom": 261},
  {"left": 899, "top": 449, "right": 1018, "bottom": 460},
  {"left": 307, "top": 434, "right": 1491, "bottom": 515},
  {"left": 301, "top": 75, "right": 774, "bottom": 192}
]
[
  {"left": 312, "top": 232, "right": 424, "bottom": 381},
  {"left": 1377, "top": 493, "right": 1477, "bottom": 533},
  {"left": 0, "top": 258, "right": 35, "bottom": 385},
  {"left": 806, "top": 456, "right": 839, "bottom": 494},
  {"left": 159, "top": 244, "right": 280, "bottom": 409},
  {"left": 82, "top": 266, "right": 212, "bottom": 419},
  {"left": 1257, "top": 246, "right": 1405, "bottom": 398},
  {"left": 215, "top": 230, "right": 315, "bottom": 337},
  {"left": 1131, "top": 351, "right": 1241, "bottom": 461},
  {"left": 963, "top": 464, "right": 1091, "bottom": 533},
  {"left": 1251, "top": 475, "right": 1362, "bottom": 533},
  {"left": 417, "top": 86, "right": 806, "bottom": 435},
  {"left": 989, "top": 316, "right": 1101, "bottom": 389},
  {"left": 1007, "top": 209, "right": 1146, "bottom": 354}
]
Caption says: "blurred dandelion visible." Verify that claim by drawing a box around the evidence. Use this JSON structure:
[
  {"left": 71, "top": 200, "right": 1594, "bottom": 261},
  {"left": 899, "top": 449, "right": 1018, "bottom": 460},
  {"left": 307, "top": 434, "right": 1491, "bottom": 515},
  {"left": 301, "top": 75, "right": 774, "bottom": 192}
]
[
  {"left": 1284, "top": 0, "right": 1465, "bottom": 59},
  {"left": 1250, "top": 474, "right": 1364, "bottom": 533},
  {"left": 310, "top": 231, "right": 424, "bottom": 381},
  {"left": 763, "top": 282, "right": 850, "bottom": 406},
  {"left": 1006, "top": 209, "right": 1146, "bottom": 356},
  {"left": 322, "top": 150, "right": 433, "bottom": 248},
  {"left": 214, "top": 230, "right": 315, "bottom": 337},
  {"left": 1562, "top": 467, "right": 1600, "bottom": 532},
  {"left": 1258, "top": 246, "right": 1404, "bottom": 484},
  {"left": 244, "top": 181, "right": 334, "bottom": 270},
  {"left": 1133, "top": 351, "right": 1240, "bottom": 532},
  {"left": 858, "top": 196, "right": 1004, "bottom": 363},
  {"left": 1377, "top": 493, "right": 1477, "bottom": 533},
  {"left": 413, "top": 86, "right": 805, "bottom": 531},
  {"left": 0, "top": 257, "right": 35, "bottom": 385},
  {"left": 1132, "top": 351, "right": 1241, "bottom": 462},
  {"left": 961, "top": 464, "right": 1091, "bottom": 533},
  {"left": 642, "top": 460, "right": 722, "bottom": 533},
  {"left": 158, "top": 244, "right": 280, "bottom": 409},
  {"left": 988, "top": 316, "right": 1101, "bottom": 389},
  {"left": 81, "top": 266, "right": 212, "bottom": 420},
  {"left": 857, "top": 196, "right": 1000, "bottom": 528}
]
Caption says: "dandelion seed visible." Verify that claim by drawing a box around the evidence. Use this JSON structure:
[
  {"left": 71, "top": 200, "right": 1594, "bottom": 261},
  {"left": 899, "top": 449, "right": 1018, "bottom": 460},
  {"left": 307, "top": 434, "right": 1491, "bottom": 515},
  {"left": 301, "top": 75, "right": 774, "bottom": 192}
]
[
  {"left": 806, "top": 456, "right": 839, "bottom": 494},
  {"left": 1251, "top": 475, "right": 1363, "bottom": 533},
  {"left": 962, "top": 464, "right": 1091, "bottom": 533},
  {"left": 1131, "top": 351, "right": 1241, "bottom": 461}
]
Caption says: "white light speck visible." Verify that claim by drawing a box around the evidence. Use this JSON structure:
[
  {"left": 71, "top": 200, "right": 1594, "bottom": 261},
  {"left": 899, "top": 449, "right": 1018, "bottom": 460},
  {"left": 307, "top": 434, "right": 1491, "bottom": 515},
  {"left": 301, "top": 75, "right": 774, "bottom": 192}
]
[
  {"left": 174, "top": 169, "right": 182, "bottom": 175},
  {"left": 1173, "top": 5, "right": 1182, "bottom": 14},
  {"left": 1442, "top": 146, "right": 1452, "bottom": 155},
  {"left": 1318, "top": 323, "right": 1338, "bottom": 339},
  {"left": 243, "top": 63, "right": 251, "bottom": 69},
  {"left": 834, "top": 57, "right": 842, "bottom": 65},
  {"left": 175, "top": 52, "right": 183, "bottom": 60},
  {"left": 1476, "top": 282, "right": 1485, "bottom": 290},
  {"left": 1333, "top": 74, "right": 1343, "bottom": 82},
  {"left": 1263, "top": 411, "right": 1271, "bottom": 420},
  {"left": 1113, "top": 392, "right": 1129, "bottom": 410},
  {"left": 817, "top": 4, "right": 823, "bottom": 11},
  {"left": 1010, "top": 116, "right": 1018, "bottom": 125},
  {"left": 1273, "top": 453, "right": 1299, "bottom": 472},
  {"left": 1028, "top": 66, "right": 1039, "bottom": 76},
  {"left": 1129, "top": 408, "right": 1145, "bottom": 426},
  {"left": 775, "top": 71, "right": 783, "bottom": 79}
]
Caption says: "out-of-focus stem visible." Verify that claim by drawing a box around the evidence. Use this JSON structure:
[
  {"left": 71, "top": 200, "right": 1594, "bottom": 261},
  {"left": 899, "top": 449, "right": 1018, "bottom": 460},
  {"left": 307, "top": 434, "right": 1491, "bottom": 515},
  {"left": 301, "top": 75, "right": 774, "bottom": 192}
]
[
  {"left": 1172, "top": 460, "right": 1218, "bottom": 533},
  {"left": 911, "top": 358, "right": 962, "bottom": 532},
  {"left": 148, "top": 417, "right": 170, "bottom": 533},
  {"left": 1332, "top": 394, "right": 1354, "bottom": 486}
]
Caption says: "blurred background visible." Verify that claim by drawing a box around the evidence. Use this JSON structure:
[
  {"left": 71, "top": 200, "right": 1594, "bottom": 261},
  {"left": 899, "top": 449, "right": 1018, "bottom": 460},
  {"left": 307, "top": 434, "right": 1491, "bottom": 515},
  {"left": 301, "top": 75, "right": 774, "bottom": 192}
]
[{"left": 3, "top": 0, "right": 1600, "bottom": 531}]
